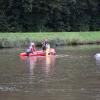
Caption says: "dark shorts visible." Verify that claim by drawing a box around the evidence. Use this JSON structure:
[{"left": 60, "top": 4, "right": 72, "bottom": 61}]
[
  {"left": 43, "top": 46, "right": 46, "bottom": 51},
  {"left": 26, "top": 49, "right": 32, "bottom": 55}
]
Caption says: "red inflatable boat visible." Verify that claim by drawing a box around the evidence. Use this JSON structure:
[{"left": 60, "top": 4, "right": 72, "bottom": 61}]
[{"left": 20, "top": 48, "right": 56, "bottom": 56}]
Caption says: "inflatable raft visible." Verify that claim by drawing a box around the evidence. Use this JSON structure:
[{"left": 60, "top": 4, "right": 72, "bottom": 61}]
[{"left": 20, "top": 48, "right": 56, "bottom": 56}]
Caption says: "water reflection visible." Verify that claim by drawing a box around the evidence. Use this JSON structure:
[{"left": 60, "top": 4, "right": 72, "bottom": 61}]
[
  {"left": 94, "top": 54, "right": 100, "bottom": 66},
  {"left": 45, "top": 55, "right": 56, "bottom": 76},
  {"left": 95, "top": 59, "right": 100, "bottom": 66},
  {"left": 1, "top": 46, "right": 100, "bottom": 100},
  {"left": 20, "top": 55, "right": 56, "bottom": 82}
]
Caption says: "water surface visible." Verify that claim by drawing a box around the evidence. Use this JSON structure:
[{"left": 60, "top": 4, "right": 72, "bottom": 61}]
[{"left": 0, "top": 45, "right": 100, "bottom": 100}]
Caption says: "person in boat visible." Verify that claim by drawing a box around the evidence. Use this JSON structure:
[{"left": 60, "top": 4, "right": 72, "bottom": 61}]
[
  {"left": 42, "top": 39, "right": 50, "bottom": 54},
  {"left": 26, "top": 42, "right": 36, "bottom": 55},
  {"left": 42, "top": 39, "right": 47, "bottom": 51},
  {"left": 46, "top": 42, "right": 50, "bottom": 55}
]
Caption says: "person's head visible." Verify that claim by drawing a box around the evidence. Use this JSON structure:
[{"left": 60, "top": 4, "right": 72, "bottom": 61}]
[
  {"left": 44, "top": 39, "right": 48, "bottom": 44},
  {"left": 31, "top": 42, "right": 35, "bottom": 46}
]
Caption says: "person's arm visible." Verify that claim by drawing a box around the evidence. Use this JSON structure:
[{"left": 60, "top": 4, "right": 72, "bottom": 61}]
[
  {"left": 34, "top": 47, "right": 36, "bottom": 51},
  {"left": 32, "top": 46, "right": 36, "bottom": 52}
]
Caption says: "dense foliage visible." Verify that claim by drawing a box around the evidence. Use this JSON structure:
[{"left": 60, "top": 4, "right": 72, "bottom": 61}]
[{"left": 0, "top": 0, "right": 100, "bottom": 32}]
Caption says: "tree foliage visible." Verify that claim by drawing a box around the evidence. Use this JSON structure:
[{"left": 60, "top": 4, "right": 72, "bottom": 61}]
[{"left": 0, "top": 0, "right": 99, "bottom": 32}]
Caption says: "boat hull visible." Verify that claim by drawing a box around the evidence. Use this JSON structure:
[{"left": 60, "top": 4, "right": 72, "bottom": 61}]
[{"left": 20, "top": 48, "right": 56, "bottom": 56}]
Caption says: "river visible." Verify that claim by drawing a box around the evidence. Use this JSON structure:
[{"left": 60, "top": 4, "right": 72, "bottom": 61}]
[{"left": 0, "top": 45, "right": 100, "bottom": 100}]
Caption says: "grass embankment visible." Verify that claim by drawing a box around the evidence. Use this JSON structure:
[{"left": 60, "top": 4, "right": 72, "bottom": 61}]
[{"left": 0, "top": 32, "right": 100, "bottom": 48}]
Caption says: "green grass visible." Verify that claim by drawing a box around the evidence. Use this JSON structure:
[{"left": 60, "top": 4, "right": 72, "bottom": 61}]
[{"left": 0, "top": 32, "right": 100, "bottom": 48}]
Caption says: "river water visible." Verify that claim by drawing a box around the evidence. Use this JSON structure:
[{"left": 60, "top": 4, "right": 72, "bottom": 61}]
[{"left": 0, "top": 45, "right": 100, "bottom": 100}]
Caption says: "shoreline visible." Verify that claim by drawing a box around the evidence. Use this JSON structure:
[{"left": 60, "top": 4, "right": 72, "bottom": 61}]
[{"left": 0, "top": 32, "right": 100, "bottom": 48}]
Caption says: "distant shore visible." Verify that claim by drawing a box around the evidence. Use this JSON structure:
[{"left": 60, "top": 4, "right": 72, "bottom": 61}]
[{"left": 0, "top": 32, "right": 100, "bottom": 48}]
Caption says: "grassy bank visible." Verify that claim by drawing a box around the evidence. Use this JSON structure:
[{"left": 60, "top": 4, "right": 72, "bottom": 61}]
[{"left": 0, "top": 32, "right": 100, "bottom": 48}]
